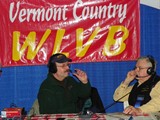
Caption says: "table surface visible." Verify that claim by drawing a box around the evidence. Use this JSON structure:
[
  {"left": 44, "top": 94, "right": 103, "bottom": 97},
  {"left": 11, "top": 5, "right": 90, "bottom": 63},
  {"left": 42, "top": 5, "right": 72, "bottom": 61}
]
[
  {"left": 1, "top": 112, "right": 160, "bottom": 120},
  {"left": 25, "top": 112, "right": 160, "bottom": 120}
]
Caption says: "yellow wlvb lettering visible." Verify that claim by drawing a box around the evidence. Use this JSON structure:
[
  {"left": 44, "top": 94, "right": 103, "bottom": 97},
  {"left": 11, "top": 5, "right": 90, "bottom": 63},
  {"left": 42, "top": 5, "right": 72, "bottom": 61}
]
[
  {"left": 76, "top": 27, "right": 101, "bottom": 57},
  {"left": 12, "top": 29, "right": 51, "bottom": 61},
  {"left": 51, "top": 29, "right": 68, "bottom": 55},
  {"left": 102, "top": 26, "right": 129, "bottom": 56},
  {"left": 51, "top": 29, "right": 70, "bottom": 57}
]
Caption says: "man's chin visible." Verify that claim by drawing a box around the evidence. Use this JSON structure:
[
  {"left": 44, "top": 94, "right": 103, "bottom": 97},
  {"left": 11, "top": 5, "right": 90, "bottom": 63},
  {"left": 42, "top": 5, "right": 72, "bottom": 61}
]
[{"left": 64, "top": 72, "right": 69, "bottom": 76}]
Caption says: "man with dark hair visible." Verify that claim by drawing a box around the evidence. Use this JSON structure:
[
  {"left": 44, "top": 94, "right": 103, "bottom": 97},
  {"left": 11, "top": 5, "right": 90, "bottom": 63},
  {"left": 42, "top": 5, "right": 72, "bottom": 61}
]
[{"left": 38, "top": 53, "right": 91, "bottom": 114}]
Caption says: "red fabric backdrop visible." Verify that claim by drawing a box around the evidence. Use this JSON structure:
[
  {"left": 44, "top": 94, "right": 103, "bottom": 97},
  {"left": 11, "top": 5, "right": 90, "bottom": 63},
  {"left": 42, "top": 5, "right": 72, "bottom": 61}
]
[{"left": 0, "top": 0, "right": 140, "bottom": 67}]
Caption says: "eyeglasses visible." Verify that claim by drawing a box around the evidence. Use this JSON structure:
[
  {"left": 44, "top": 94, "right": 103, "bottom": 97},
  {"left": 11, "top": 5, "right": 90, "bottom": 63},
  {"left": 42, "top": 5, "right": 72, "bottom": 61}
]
[
  {"left": 134, "top": 66, "right": 150, "bottom": 70},
  {"left": 57, "top": 63, "right": 70, "bottom": 68}
]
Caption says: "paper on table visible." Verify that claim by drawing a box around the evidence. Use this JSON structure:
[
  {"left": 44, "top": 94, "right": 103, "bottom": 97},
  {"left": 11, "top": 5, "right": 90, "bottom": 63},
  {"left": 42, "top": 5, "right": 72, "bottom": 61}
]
[{"left": 106, "top": 112, "right": 157, "bottom": 120}]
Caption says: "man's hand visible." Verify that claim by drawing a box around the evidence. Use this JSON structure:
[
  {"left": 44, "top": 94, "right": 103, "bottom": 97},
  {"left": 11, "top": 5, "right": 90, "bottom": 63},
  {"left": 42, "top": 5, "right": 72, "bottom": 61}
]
[
  {"left": 123, "top": 70, "right": 136, "bottom": 85},
  {"left": 73, "top": 69, "right": 88, "bottom": 84},
  {"left": 123, "top": 105, "right": 144, "bottom": 116}
]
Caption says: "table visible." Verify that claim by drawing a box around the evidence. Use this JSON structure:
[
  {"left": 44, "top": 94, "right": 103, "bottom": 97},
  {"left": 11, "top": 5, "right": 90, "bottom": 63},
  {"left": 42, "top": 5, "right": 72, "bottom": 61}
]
[
  {"left": 106, "top": 112, "right": 160, "bottom": 120},
  {"left": 23, "top": 113, "right": 106, "bottom": 120},
  {"left": 1, "top": 112, "right": 160, "bottom": 120},
  {"left": 24, "top": 112, "right": 160, "bottom": 120}
]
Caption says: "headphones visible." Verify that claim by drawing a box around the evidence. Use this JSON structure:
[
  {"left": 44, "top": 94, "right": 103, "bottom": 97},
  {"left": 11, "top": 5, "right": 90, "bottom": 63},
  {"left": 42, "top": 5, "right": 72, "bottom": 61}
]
[
  {"left": 146, "top": 55, "right": 156, "bottom": 75},
  {"left": 47, "top": 53, "right": 72, "bottom": 73},
  {"left": 48, "top": 54, "right": 60, "bottom": 73}
]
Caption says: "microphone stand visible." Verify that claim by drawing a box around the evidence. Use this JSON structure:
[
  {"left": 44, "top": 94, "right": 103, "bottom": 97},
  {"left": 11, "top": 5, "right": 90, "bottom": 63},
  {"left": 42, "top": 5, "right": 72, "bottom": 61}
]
[
  {"left": 99, "top": 92, "right": 131, "bottom": 113},
  {"left": 78, "top": 91, "right": 131, "bottom": 118},
  {"left": 77, "top": 92, "right": 131, "bottom": 120}
]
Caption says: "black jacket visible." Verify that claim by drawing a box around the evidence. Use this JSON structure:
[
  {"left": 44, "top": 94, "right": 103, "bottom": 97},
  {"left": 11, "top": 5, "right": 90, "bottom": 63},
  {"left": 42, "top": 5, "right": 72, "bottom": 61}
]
[{"left": 38, "top": 73, "right": 91, "bottom": 114}]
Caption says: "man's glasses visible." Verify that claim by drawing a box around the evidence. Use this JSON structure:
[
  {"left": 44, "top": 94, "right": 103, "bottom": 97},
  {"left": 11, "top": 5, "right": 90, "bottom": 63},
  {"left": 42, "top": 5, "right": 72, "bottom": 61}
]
[
  {"left": 134, "top": 66, "right": 150, "bottom": 70},
  {"left": 57, "top": 64, "right": 70, "bottom": 68}
]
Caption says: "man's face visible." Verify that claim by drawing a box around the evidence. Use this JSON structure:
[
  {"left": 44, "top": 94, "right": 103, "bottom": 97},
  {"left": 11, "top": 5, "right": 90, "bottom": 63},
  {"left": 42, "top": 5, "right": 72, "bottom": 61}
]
[
  {"left": 55, "top": 62, "right": 70, "bottom": 80},
  {"left": 134, "top": 59, "right": 152, "bottom": 79}
]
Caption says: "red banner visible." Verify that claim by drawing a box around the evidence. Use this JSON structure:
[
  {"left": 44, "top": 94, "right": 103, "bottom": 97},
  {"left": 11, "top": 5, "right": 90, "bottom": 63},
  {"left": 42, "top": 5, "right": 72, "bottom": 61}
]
[{"left": 0, "top": 0, "right": 140, "bottom": 67}]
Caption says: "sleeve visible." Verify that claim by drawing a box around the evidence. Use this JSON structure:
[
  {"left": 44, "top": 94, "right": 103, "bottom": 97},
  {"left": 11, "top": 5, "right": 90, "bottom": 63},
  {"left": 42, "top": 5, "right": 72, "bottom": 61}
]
[
  {"left": 113, "top": 82, "right": 133, "bottom": 102},
  {"left": 77, "top": 80, "right": 91, "bottom": 98},
  {"left": 139, "top": 81, "right": 160, "bottom": 113}
]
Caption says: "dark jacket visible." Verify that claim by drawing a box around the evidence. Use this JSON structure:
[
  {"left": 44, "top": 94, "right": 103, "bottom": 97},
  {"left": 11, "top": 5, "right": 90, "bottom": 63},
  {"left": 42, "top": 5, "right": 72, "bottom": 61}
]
[{"left": 38, "top": 73, "right": 91, "bottom": 114}]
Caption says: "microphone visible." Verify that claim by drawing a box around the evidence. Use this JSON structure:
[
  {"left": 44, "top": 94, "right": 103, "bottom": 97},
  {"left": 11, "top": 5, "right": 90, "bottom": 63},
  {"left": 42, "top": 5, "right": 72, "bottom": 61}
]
[
  {"left": 69, "top": 69, "right": 77, "bottom": 73},
  {"left": 135, "top": 75, "right": 149, "bottom": 78}
]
